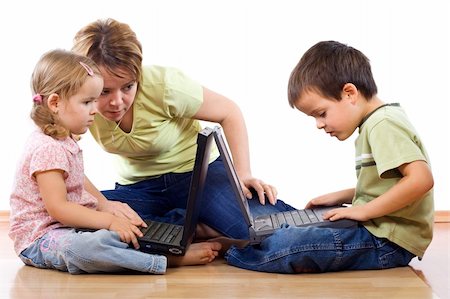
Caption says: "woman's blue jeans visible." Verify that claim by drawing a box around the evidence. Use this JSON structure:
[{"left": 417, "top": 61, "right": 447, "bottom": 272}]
[
  {"left": 102, "top": 157, "right": 293, "bottom": 239},
  {"left": 101, "top": 157, "right": 415, "bottom": 273}
]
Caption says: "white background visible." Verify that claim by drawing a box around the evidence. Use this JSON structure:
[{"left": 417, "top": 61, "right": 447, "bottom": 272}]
[{"left": 1, "top": 0, "right": 449, "bottom": 211}]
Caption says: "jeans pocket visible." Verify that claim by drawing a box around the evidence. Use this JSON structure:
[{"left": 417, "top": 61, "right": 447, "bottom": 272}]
[
  {"left": 378, "top": 240, "right": 415, "bottom": 269},
  {"left": 19, "top": 247, "right": 47, "bottom": 269},
  {"left": 19, "top": 254, "right": 36, "bottom": 267}
]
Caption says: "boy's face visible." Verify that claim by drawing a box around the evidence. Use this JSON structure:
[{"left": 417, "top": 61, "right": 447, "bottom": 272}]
[{"left": 294, "top": 90, "right": 360, "bottom": 141}]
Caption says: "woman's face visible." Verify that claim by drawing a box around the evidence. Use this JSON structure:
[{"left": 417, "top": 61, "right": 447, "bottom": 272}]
[{"left": 96, "top": 66, "right": 138, "bottom": 122}]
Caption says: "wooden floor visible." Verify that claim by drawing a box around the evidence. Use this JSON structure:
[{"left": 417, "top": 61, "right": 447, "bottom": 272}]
[{"left": 1, "top": 215, "right": 448, "bottom": 299}]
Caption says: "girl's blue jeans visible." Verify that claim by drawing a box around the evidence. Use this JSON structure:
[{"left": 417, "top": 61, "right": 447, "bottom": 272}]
[{"left": 20, "top": 228, "right": 167, "bottom": 274}]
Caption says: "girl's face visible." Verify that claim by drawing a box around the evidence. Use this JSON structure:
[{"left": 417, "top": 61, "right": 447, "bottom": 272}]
[
  {"left": 96, "top": 66, "right": 138, "bottom": 122},
  {"left": 58, "top": 75, "right": 103, "bottom": 135},
  {"left": 294, "top": 90, "right": 360, "bottom": 141}
]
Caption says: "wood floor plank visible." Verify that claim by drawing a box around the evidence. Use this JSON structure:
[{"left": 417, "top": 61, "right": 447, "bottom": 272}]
[
  {"left": 1, "top": 219, "right": 447, "bottom": 299},
  {"left": 3, "top": 261, "right": 436, "bottom": 299}
]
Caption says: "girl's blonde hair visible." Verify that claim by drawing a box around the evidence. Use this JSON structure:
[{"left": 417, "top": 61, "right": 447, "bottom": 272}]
[{"left": 30, "top": 49, "right": 101, "bottom": 139}]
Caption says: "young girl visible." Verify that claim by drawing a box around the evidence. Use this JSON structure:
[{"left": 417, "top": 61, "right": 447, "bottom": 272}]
[{"left": 9, "top": 49, "right": 221, "bottom": 275}]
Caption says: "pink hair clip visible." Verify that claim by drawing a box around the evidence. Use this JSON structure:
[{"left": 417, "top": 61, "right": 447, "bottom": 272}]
[
  {"left": 32, "top": 94, "right": 43, "bottom": 104},
  {"left": 79, "top": 61, "right": 94, "bottom": 76}
]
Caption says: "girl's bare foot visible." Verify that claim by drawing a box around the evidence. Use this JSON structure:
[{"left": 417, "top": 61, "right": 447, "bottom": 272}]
[{"left": 167, "top": 242, "right": 222, "bottom": 267}]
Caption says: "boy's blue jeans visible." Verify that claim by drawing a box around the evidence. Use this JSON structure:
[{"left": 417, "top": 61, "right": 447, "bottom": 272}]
[
  {"left": 101, "top": 157, "right": 294, "bottom": 240},
  {"left": 225, "top": 224, "right": 415, "bottom": 273}
]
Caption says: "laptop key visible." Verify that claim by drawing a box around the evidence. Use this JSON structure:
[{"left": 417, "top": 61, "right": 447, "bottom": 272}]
[
  {"left": 144, "top": 222, "right": 162, "bottom": 238},
  {"left": 306, "top": 209, "right": 319, "bottom": 223},
  {"left": 291, "top": 211, "right": 304, "bottom": 226},
  {"left": 276, "top": 213, "right": 286, "bottom": 226},
  {"left": 160, "top": 225, "right": 176, "bottom": 243},
  {"left": 140, "top": 225, "right": 150, "bottom": 236},
  {"left": 299, "top": 210, "right": 311, "bottom": 224},
  {"left": 153, "top": 223, "right": 170, "bottom": 241},
  {"left": 270, "top": 214, "right": 280, "bottom": 229},
  {"left": 171, "top": 226, "right": 182, "bottom": 236},
  {"left": 284, "top": 212, "right": 296, "bottom": 226},
  {"left": 165, "top": 226, "right": 182, "bottom": 243}
]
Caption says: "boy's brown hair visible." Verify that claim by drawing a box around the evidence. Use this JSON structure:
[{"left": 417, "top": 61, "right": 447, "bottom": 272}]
[{"left": 287, "top": 41, "right": 378, "bottom": 107}]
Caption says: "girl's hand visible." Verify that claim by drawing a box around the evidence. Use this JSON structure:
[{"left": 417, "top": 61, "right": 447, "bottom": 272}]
[{"left": 109, "top": 217, "right": 145, "bottom": 249}]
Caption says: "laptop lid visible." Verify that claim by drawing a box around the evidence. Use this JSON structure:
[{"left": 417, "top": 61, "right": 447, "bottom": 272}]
[
  {"left": 137, "top": 127, "right": 214, "bottom": 255},
  {"left": 180, "top": 127, "right": 215, "bottom": 246},
  {"left": 212, "top": 126, "right": 253, "bottom": 227},
  {"left": 211, "top": 126, "right": 357, "bottom": 245}
]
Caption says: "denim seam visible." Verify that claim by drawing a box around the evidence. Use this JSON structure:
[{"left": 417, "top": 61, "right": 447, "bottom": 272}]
[
  {"left": 331, "top": 230, "right": 344, "bottom": 269},
  {"left": 64, "top": 247, "right": 95, "bottom": 273},
  {"left": 147, "top": 255, "right": 167, "bottom": 274},
  {"left": 228, "top": 243, "right": 337, "bottom": 267}
]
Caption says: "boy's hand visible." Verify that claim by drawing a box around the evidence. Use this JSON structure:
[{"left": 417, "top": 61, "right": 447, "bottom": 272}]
[
  {"left": 109, "top": 217, "right": 145, "bottom": 249},
  {"left": 306, "top": 194, "right": 341, "bottom": 209},
  {"left": 306, "top": 188, "right": 355, "bottom": 208},
  {"left": 323, "top": 205, "right": 370, "bottom": 222}
]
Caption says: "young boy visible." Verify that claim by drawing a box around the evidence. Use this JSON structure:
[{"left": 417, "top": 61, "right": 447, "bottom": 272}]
[{"left": 224, "top": 40, "right": 434, "bottom": 273}]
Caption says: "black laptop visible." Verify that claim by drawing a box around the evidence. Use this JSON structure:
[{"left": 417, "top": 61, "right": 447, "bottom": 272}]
[
  {"left": 211, "top": 126, "right": 357, "bottom": 244},
  {"left": 137, "top": 127, "right": 214, "bottom": 255}
]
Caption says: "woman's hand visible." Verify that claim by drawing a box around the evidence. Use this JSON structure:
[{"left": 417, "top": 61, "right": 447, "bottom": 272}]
[
  {"left": 98, "top": 200, "right": 147, "bottom": 228},
  {"left": 240, "top": 175, "right": 278, "bottom": 205}
]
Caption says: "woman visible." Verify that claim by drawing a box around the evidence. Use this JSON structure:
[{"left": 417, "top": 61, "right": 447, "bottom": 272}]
[{"left": 72, "top": 18, "right": 293, "bottom": 240}]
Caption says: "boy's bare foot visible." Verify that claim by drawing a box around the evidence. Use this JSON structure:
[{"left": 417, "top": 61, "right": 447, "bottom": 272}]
[{"left": 167, "top": 242, "right": 222, "bottom": 267}]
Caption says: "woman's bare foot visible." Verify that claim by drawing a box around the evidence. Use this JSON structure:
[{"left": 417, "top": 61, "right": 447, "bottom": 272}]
[
  {"left": 207, "top": 237, "right": 249, "bottom": 255},
  {"left": 195, "top": 223, "right": 222, "bottom": 240},
  {"left": 167, "top": 242, "right": 222, "bottom": 267}
]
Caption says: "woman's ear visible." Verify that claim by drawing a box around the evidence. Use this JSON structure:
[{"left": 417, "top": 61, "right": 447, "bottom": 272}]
[
  {"left": 342, "top": 83, "right": 358, "bottom": 104},
  {"left": 47, "top": 93, "right": 60, "bottom": 114}
]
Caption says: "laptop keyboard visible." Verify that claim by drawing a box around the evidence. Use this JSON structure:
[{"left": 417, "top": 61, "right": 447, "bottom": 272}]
[
  {"left": 270, "top": 209, "right": 321, "bottom": 228},
  {"left": 140, "top": 221, "right": 182, "bottom": 243}
]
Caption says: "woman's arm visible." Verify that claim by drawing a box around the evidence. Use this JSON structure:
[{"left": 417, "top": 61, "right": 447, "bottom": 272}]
[
  {"left": 84, "top": 175, "right": 145, "bottom": 224},
  {"left": 192, "top": 87, "right": 277, "bottom": 205}
]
